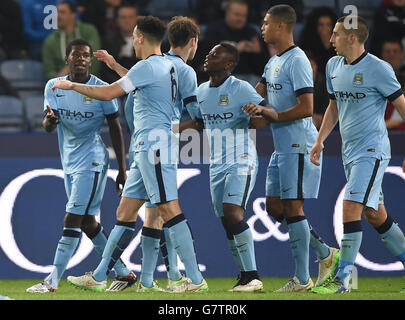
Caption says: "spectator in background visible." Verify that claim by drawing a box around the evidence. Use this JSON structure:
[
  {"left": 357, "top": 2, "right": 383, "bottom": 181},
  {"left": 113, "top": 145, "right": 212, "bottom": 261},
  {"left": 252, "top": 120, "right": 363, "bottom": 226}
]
[
  {"left": 298, "top": 7, "right": 337, "bottom": 74},
  {"left": 381, "top": 38, "right": 405, "bottom": 78},
  {"left": 20, "top": 0, "right": 58, "bottom": 60},
  {"left": 202, "top": 0, "right": 269, "bottom": 86},
  {"left": 100, "top": 4, "right": 139, "bottom": 83},
  {"left": 0, "top": 0, "right": 25, "bottom": 61},
  {"left": 42, "top": 1, "right": 101, "bottom": 80},
  {"left": 306, "top": 51, "right": 329, "bottom": 129},
  {"left": 370, "top": 0, "right": 405, "bottom": 60}
]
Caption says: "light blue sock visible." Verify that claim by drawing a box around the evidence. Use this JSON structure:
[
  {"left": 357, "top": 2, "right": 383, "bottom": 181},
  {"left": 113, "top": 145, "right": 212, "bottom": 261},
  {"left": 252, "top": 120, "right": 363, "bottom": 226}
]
[
  {"left": 167, "top": 214, "right": 203, "bottom": 285},
  {"left": 231, "top": 221, "right": 257, "bottom": 271},
  {"left": 161, "top": 227, "right": 182, "bottom": 281},
  {"left": 279, "top": 217, "right": 330, "bottom": 260},
  {"left": 93, "top": 221, "right": 135, "bottom": 282},
  {"left": 308, "top": 223, "right": 331, "bottom": 260},
  {"left": 378, "top": 217, "right": 405, "bottom": 267},
  {"left": 46, "top": 227, "right": 81, "bottom": 288},
  {"left": 140, "top": 227, "right": 161, "bottom": 288},
  {"left": 226, "top": 231, "right": 244, "bottom": 271},
  {"left": 336, "top": 221, "right": 362, "bottom": 288},
  {"left": 286, "top": 217, "right": 310, "bottom": 285},
  {"left": 89, "top": 224, "right": 130, "bottom": 277}
]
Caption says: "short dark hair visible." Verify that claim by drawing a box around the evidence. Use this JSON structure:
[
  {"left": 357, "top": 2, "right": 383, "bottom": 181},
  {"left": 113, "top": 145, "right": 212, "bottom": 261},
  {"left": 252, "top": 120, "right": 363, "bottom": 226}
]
[
  {"left": 66, "top": 39, "right": 92, "bottom": 57},
  {"left": 267, "top": 4, "right": 296, "bottom": 30},
  {"left": 58, "top": 0, "right": 77, "bottom": 13},
  {"left": 222, "top": 0, "right": 248, "bottom": 11},
  {"left": 167, "top": 16, "right": 200, "bottom": 48},
  {"left": 136, "top": 16, "right": 166, "bottom": 44},
  {"left": 336, "top": 16, "right": 369, "bottom": 44},
  {"left": 220, "top": 41, "right": 240, "bottom": 71},
  {"left": 381, "top": 37, "right": 403, "bottom": 50}
]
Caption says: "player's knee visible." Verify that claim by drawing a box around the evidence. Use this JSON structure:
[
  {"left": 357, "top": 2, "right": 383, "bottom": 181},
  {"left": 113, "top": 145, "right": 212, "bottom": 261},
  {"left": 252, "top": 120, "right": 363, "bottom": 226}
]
[
  {"left": 222, "top": 203, "right": 244, "bottom": 225},
  {"left": 80, "top": 216, "right": 98, "bottom": 235},
  {"left": 63, "top": 212, "right": 83, "bottom": 228},
  {"left": 265, "top": 199, "right": 283, "bottom": 220},
  {"left": 363, "top": 207, "right": 379, "bottom": 226}
]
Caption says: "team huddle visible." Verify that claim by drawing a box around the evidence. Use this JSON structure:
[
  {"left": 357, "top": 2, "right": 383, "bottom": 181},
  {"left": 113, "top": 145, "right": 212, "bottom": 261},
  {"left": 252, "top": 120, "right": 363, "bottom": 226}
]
[{"left": 26, "top": 4, "right": 405, "bottom": 295}]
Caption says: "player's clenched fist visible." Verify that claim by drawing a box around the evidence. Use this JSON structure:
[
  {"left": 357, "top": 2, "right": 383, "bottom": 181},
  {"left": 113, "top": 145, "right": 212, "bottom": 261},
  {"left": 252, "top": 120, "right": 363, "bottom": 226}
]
[
  {"left": 310, "top": 141, "right": 324, "bottom": 166},
  {"left": 45, "top": 105, "right": 60, "bottom": 125},
  {"left": 52, "top": 80, "right": 74, "bottom": 91}
]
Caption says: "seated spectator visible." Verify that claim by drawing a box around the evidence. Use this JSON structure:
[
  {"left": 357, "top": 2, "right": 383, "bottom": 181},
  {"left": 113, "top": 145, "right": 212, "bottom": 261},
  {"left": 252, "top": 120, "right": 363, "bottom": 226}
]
[
  {"left": 370, "top": 0, "right": 405, "bottom": 60},
  {"left": 42, "top": 1, "right": 101, "bottom": 80},
  {"left": 306, "top": 52, "right": 329, "bottom": 129},
  {"left": 100, "top": 3, "right": 139, "bottom": 83},
  {"left": 20, "top": 0, "right": 58, "bottom": 60},
  {"left": 381, "top": 38, "right": 405, "bottom": 78},
  {"left": 202, "top": 0, "right": 269, "bottom": 86},
  {"left": 298, "top": 6, "right": 337, "bottom": 75}
]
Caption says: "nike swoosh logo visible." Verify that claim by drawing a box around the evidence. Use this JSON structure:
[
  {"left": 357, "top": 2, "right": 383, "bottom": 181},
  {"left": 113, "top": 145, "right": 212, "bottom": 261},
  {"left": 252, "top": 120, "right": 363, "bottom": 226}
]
[
  {"left": 282, "top": 188, "right": 291, "bottom": 192},
  {"left": 349, "top": 191, "right": 360, "bottom": 195},
  {"left": 331, "top": 76, "right": 337, "bottom": 79},
  {"left": 228, "top": 193, "right": 241, "bottom": 197},
  {"left": 198, "top": 100, "right": 205, "bottom": 104},
  {"left": 73, "top": 204, "right": 84, "bottom": 207},
  {"left": 56, "top": 94, "right": 65, "bottom": 97}
]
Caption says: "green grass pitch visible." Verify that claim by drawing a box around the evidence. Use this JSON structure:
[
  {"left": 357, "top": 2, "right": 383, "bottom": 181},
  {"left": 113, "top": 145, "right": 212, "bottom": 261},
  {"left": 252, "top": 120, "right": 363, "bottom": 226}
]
[{"left": 1, "top": 277, "right": 404, "bottom": 300}]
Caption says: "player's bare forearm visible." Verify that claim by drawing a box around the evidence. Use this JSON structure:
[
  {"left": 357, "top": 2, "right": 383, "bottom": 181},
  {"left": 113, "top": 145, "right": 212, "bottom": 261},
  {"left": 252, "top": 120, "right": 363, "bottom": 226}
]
[
  {"left": 242, "top": 103, "right": 278, "bottom": 123},
  {"left": 107, "top": 118, "right": 127, "bottom": 173},
  {"left": 316, "top": 99, "right": 339, "bottom": 144},
  {"left": 276, "top": 93, "right": 313, "bottom": 122},
  {"left": 255, "top": 82, "right": 267, "bottom": 98},
  {"left": 392, "top": 94, "right": 405, "bottom": 121},
  {"left": 111, "top": 61, "right": 129, "bottom": 78}
]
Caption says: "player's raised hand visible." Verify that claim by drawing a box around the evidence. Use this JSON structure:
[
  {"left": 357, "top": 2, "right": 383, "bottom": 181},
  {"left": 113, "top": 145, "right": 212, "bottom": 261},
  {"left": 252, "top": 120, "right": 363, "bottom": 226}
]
[
  {"left": 45, "top": 105, "right": 60, "bottom": 124},
  {"left": 310, "top": 141, "right": 324, "bottom": 166},
  {"left": 115, "top": 170, "right": 127, "bottom": 197},
  {"left": 94, "top": 50, "right": 116, "bottom": 70},
  {"left": 52, "top": 80, "right": 74, "bottom": 91}
]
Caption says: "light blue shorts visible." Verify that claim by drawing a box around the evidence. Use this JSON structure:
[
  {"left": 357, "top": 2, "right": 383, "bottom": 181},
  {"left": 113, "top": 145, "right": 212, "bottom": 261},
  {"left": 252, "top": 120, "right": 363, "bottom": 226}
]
[
  {"left": 210, "top": 163, "right": 258, "bottom": 218},
  {"left": 343, "top": 157, "right": 388, "bottom": 210},
  {"left": 265, "top": 152, "right": 322, "bottom": 199},
  {"left": 64, "top": 166, "right": 108, "bottom": 215},
  {"left": 122, "top": 150, "right": 178, "bottom": 204}
]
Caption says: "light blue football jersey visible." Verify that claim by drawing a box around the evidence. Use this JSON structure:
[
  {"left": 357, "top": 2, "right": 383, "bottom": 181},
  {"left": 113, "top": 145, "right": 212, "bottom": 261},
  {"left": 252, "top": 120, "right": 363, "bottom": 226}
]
[
  {"left": 197, "top": 76, "right": 265, "bottom": 172},
  {"left": 123, "top": 55, "right": 178, "bottom": 153},
  {"left": 164, "top": 51, "right": 202, "bottom": 120},
  {"left": 261, "top": 46, "right": 318, "bottom": 154},
  {"left": 44, "top": 75, "right": 119, "bottom": 174},
  {"left": 326, "top": 52, "right": 403, "bottom": 164}
]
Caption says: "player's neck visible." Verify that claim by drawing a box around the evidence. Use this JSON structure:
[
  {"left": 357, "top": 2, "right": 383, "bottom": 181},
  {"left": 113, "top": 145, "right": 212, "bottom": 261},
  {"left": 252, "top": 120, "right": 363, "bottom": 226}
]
[
  {"left": 140, "top": 46, "right": 162, "bottom": 60},
  {"left": 209, "top": 72, "right": 231, "bottom": 87},
  {"left": 170, "top": 47, "right": 190, "bottom": 62},
  {"left": 69, "top": 72, "right": 90, "bottom": 83},
  {"left": 344, "top": 46, "right": 366, "bottom": 65},
  {"left": 274, "top": 35, "right": 294, "bottom": 56}
]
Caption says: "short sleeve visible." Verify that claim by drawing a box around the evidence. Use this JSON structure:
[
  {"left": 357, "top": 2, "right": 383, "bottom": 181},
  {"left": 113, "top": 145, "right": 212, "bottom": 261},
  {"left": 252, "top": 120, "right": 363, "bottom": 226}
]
[
  {"left": 239, "top": 81, "right": 265, "bottom": 106},
  {"left": 325, "top": 60, "right": 335, "bottom": 100},
  {"left": 375, "top": 61, "right": 403, "bottom": 102},
  {"left": 103, "top": 98, "right": 119, "bottom": 119},
  {"left": 290, "top": 56, "right": 314, "bottom": 97}
]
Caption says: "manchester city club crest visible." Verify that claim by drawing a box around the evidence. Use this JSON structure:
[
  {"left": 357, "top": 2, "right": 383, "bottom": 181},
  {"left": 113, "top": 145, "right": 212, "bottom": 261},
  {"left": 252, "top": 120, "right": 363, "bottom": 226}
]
[
  {"left": 219, "top": 94, "right": 229, "bottom": 106},
  {"left": 353, "top": 72, "right": 363, "bottom": 85},
  {"left": 83, "top": 95, "right": 93, "bottom": 104},
  {"left": 274, "top": 66, "right": 280, "bottom": 77}
]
